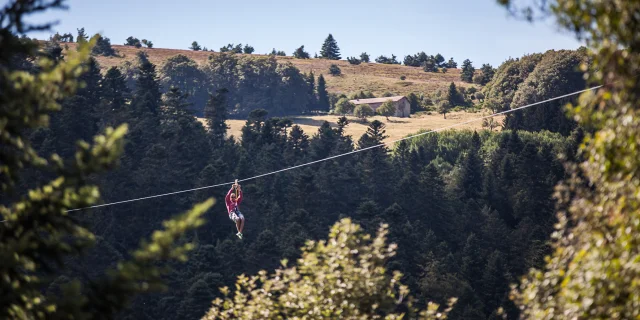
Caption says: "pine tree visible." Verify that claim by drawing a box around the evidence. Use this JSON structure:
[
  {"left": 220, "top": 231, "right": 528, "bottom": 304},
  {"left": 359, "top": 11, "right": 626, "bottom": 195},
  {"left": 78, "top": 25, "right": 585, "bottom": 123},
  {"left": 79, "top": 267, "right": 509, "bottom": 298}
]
[
  {"left": 316, "top": 74, "right": 330, "bottom": 112},
  {"left": 293, "top": 45, "right": 310, "bottom": 59},
  {"left": 320, "top": 34, "right": 341, "bottom": 60},
  {"left": 408, "top": 92, "right": 421, "bottom": 114},
  {"left": 76, "top": 27, "right": 87, "bottom": 43},
  {"left": 434, "top": 53, "right": 445, "bottom": 67},
  {"left": 101, "top": 66, "right": 130, "bottom": 111},
  {"left": 163, "top": 86, "right": 193, "bottom": 117},
  {"left": 357, "top": 121, "right": 392, "bottom": 204},
  {"left": 132, "top": 52, "right": 162, "bottom": 114},
  {"left": 306, "top": 71, "right": 317, "bottom": 109},
  {"left": 447, "top": 82, "right": 460, "bottom": 106},
  {"left": 447, "top": 57, "right": 457, "bottom": 68},
  {"left": 204, "top": 88, "right": 229, "bottom": 147},
  {"left": 243, "top": 44, "right": 255, "bottom": 54},
  {"left": 285, "top": 125, "right": 309, "bottom": 164},
  {"left": 461, "top": 59, "right": 474, "bottom": 83},
  {"left": 458, "top": 131, "right": 484, "bottom": 200},
  {"left": 190, "top": 41, "right": 201, "bottom": 51},
  {"left": 360, "top": 52, "right": 370, "bottom": 63}
]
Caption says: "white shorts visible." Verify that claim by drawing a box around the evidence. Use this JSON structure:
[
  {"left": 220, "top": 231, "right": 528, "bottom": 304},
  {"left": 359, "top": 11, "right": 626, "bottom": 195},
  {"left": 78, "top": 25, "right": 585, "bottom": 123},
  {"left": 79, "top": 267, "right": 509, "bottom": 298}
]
[{"left": 229, "top": 211, "right": 244, "bottom": 222}]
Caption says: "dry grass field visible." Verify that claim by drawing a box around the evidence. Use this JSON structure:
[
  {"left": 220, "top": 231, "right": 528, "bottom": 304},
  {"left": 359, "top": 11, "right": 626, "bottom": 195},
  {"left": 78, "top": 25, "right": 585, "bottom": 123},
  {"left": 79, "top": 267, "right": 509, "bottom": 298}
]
[
  {"left": 65, "top": 43, "right": 478, "bottom": 97},
  {"left": 198, "top": 111, "right": 503, "bottom": 143}
]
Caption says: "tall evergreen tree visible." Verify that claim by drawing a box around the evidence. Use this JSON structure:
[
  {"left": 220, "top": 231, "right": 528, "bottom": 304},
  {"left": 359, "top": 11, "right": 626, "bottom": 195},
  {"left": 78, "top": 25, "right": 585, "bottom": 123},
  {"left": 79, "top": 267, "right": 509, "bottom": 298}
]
[
  {"left": 316, "top": 74, "right": 330, "bottom": 112},
  {"left": 447, "top": 82, "right": 461, "bottom": 106},
  {"left": 132, "top": 52, "right": 162, "bottom": 115},
  {"left": 319, "top": 34, "right": 341, "bottom": 60},
  {"left": 306, "top": 71, "right": 317, "bottom": 109},
  {"left": 101, "top": 66, "right": 130, "bottom": 111},
  {"left": 461, "top": 59, "right": 474, "bottom": 83},
  {"left": 458, "top": 131, "right": 484, "bottom": 200},
  {"left": 204, "top": 88, "right": 229, "bottom": 148}
]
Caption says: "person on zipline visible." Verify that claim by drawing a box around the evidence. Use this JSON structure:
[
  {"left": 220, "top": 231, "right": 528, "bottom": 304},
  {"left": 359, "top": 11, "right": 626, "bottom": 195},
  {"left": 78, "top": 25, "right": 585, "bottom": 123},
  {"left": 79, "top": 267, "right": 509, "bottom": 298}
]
[{"left": 225, "top": 180, "right": 244, "bottom": 239}]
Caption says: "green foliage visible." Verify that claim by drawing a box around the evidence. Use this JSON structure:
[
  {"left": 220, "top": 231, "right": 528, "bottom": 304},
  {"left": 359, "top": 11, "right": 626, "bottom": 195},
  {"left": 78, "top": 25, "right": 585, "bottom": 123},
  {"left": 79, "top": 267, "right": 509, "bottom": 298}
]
[
  {"left": 376, "top": 54, "right": 400, "bottom": 64},
  {"left": 160, "top": 54, "right": 207, "bottom": 115},
  {"left": 0, "top": 2, "right": 212, "bottom": 319},
  {"left": 76, "top": 27, "right": 87, "bottom": 43},
  {"left": 220, "top": 43, "right": 243, "bottom": 53},
  {"left": 404, "top": 52, "right": 429, "bottom": 67},
  {"left": 204, "top": 219, "right": 454, "bottom": 319},
  {"left": 329, "top": 63, "right": 341, "bottom": 76},
  {"left": 270, "top": 48, "right": 286, "bottom": 56},
  {"left": 447, "top": 57, "right": 457, "bottom": 68},
  {"left": 316, "top": 74, "right": 330, "bottom": 112},
  {"left": 204, "top": 88, "right": 229, "bottom": 147},
  {"left": 437, "top": 100, "right": 451, "bottom": 119},
  {"left": 349, "top": 90, "right": 375, "bottom": 100},
  {"left": 482, "top": 53, "right": 543, "bottom": 110},
  {"left": 360, "top": 52, "right": 370, "bottom": 63},
  {"left": 347, "top": 56, "right": 361, "bottom": 65},
  {"left": 354, "top": 104, "right": 374, "bottom": 120},
  {"left": 400, "top": 75, "right": 406, "bottom": 80},
  {"left": 320, "top": 33, "right": 341, "bottom": 60},
  {"left": 496, "top": 0, "right": 640, "bottom": 319},
  {"left": 141, "top": 39, "right": 152, "bottom": 48},
  {"left": 447, "top": 82, "right": 463, "bottom": 107},
  {"left": 101, "top": 66, "right": 130, "bottom": 112},
  {"left": 434, "top": 53, "right": 445, "bottom": 67},
  {"left": 242, "top": 44, "right": 254, "bottom": 54},
  {"left": 189, "top": 41, "right": 201, "bottom": 51},
  {"left": 407, "top": 92, "right": 423, "bottom": 114},
  {"left": 293, "top": 45, "right": 310, "bottom": 59},
  {"left": 475, "top": 63, "right": 495, "bottom": 85},
  {"left": 334, "top": 97, "right": 355, "bottom": 115},
  {"left": 382, "top": 91, "right": 395, "bottom": 97},
  {"left": 423, "top": 57, "right": 439, "bottom": 72},
  {"left": 125, "top": 36, "right": 142, "bottom": 47},
  {"left": 503, "top": 49, "right": 586, "bottom": 135},
  {"left": 202, "top": 53, "right": 313, "bottom": 116},
  {"left": 91, "top": 34, "right": 116, "bottom": 56},
  {"left": 460, "top": 59, "right": 474, "bottom": 82},
  {"left": 377, "top": 99, "right": 396, "bottom": 120}
]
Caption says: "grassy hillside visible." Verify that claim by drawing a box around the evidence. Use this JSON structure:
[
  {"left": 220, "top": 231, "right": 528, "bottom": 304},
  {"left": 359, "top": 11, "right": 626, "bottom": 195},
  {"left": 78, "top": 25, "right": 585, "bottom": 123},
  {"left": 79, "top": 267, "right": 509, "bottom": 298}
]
[
  {"left": 64, "top": 43, "right": 478, "bottom": 97},
  {"left": 199, "top": 111, "right": 503, "bottom": 142}
]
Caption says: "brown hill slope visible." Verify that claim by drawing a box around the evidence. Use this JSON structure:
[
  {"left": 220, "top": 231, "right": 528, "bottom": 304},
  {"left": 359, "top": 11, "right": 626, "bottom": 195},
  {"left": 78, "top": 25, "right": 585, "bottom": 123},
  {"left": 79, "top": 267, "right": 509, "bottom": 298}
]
[{"left": 64, "top": 43, "right": 478, "bottom": 96}]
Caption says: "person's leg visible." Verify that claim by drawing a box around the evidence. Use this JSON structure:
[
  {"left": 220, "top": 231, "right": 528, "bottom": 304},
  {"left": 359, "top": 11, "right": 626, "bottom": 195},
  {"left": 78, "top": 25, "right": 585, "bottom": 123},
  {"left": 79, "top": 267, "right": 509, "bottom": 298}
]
[{"left": 238, "top": 214, "right": 245, "bottom": 233}]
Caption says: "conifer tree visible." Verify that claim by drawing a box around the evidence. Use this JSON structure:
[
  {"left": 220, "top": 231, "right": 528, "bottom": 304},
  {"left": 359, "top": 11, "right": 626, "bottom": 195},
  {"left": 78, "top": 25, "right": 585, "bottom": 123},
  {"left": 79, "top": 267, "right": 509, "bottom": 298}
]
[
  {"left": 204, "top": 88, "right": 229, "bottom": 147},
  {"left": 132, "top": 52, "right": 162, "bottom": 115},
  {"left": 101, "top": 66, "right": 130, "bottom": 111},
  {"left": 293, "top": 45, "right": 310, "bottom": 59},
  {"left": 320, "top": 34, "right": 341, "bottom": 60},
  {"left": 461, "top": 59, "right": 474, "bottom": 83},
  {"left": 316, "top": 74, "right": 330, "bottom": 112}
]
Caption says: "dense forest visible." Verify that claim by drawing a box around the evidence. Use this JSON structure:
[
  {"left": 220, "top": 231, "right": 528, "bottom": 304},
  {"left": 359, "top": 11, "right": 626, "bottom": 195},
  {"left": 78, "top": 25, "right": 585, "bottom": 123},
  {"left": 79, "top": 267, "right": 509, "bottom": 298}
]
[
  {"left": 4, "top": 0, "right": 639, "bottom": 319},
  {"left": 11, "top": 31, "right": 584, "bottom": 320}
]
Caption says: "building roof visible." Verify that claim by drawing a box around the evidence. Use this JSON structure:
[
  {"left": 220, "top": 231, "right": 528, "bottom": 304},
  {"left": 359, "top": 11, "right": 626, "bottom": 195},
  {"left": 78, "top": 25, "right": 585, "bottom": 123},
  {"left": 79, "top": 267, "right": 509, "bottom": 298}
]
[{"left": 349, "top": 96, "right": 406, "bottom": 105}]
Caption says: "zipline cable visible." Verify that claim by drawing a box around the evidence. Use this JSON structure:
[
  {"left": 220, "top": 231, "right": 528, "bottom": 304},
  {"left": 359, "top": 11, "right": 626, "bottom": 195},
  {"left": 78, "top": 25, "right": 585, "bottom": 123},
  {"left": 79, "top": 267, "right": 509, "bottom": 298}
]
[{"left": 6, "top": 85, "right": 603, "bottom": 216}]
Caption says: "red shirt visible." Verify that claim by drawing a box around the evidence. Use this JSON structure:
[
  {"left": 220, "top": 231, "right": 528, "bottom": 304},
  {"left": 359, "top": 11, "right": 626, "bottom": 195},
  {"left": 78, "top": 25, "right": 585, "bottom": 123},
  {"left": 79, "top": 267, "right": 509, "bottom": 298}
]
[{"left": 225, "top": 187, "right": 242, "bottom": 215}]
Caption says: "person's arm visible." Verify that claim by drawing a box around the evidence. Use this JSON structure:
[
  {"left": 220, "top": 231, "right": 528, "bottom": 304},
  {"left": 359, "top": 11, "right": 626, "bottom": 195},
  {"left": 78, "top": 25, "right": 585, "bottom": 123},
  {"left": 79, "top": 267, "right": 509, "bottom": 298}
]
[
  {"left": 237, "top": 186, "right": 243, "bottom": 204},
  {"left": 225, "top": 186, "right": 234, "bottom": 205}
]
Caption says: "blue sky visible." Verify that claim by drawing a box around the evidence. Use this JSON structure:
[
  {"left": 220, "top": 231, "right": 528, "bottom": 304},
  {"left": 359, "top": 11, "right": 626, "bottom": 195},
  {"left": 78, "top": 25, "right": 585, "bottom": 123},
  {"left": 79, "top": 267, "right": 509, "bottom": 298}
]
[{"left": 22, "top": 0, "right": 583, "bottom": 66}]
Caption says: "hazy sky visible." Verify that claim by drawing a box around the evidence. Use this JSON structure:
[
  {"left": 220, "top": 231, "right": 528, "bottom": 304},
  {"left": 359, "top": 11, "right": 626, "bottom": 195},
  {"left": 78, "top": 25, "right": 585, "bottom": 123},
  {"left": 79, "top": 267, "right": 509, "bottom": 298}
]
[{"left": 22, "top": 0, "right": 583, "bottom": 66}]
